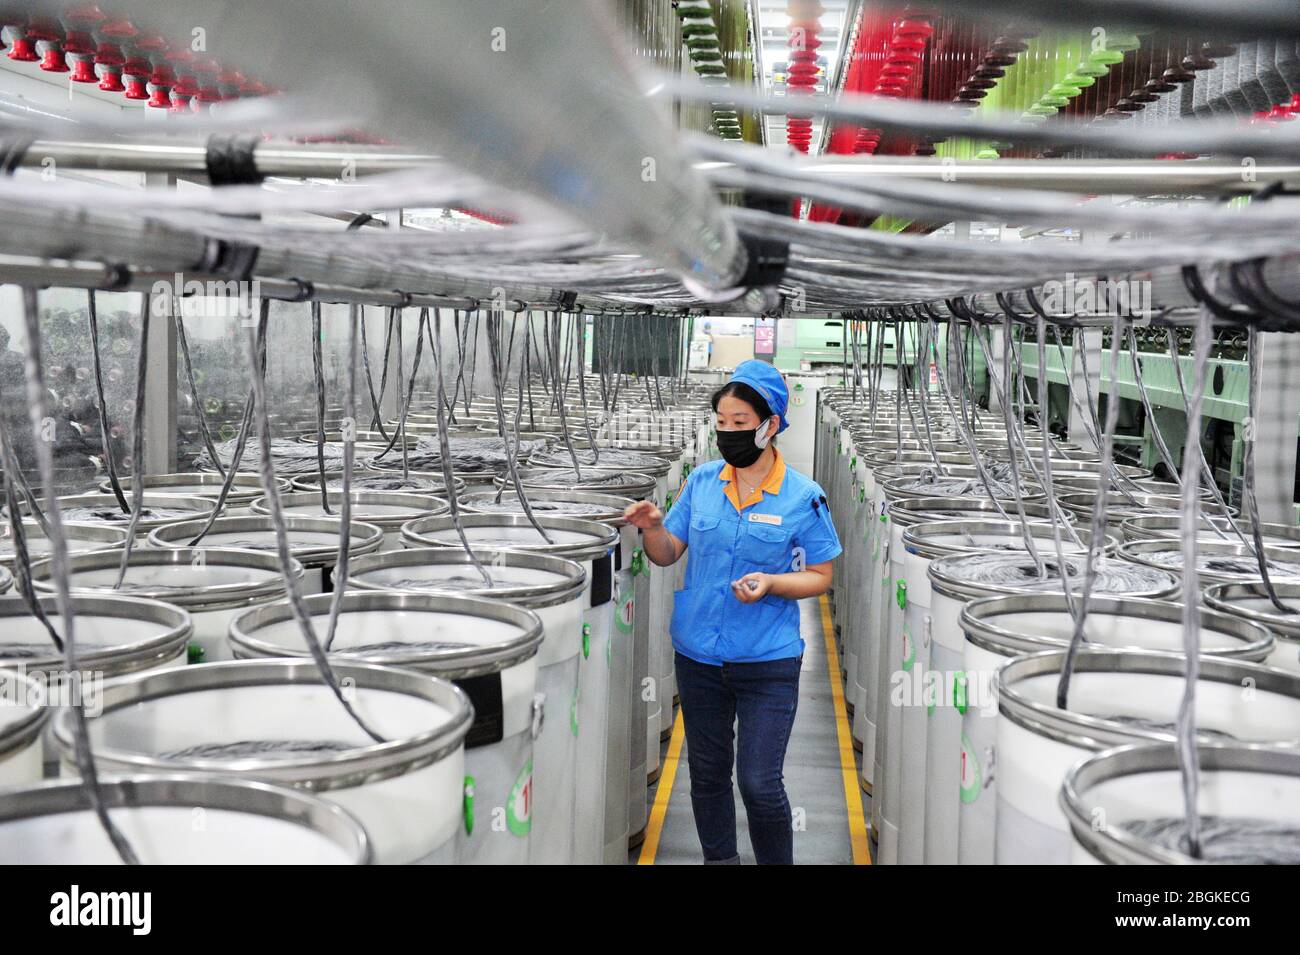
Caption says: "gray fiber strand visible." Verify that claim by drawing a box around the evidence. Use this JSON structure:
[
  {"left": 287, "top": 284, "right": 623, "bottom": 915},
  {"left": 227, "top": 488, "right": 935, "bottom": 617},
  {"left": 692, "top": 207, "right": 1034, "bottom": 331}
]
[{"left": 1121, "top": 817, "right": 1300, "bottom": 865}]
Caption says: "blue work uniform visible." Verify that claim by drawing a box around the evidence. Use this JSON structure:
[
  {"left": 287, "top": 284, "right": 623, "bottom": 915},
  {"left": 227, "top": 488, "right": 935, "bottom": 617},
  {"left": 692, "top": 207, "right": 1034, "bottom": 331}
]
[{"left": 663, "top": 447, "right": 842, "bottom": 665}]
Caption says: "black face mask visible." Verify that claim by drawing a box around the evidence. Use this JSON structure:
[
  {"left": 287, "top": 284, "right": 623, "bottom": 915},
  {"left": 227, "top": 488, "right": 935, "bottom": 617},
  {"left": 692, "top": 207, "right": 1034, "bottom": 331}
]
[{"left": 716, "top": 420, "right": 772, "bottom": 469}]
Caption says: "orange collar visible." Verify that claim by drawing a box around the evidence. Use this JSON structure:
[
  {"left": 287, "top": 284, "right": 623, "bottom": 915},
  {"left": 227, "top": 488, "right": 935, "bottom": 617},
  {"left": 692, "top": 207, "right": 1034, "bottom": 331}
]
[{"left": 719, "top": 446, "right": 786, "bottom": 512}]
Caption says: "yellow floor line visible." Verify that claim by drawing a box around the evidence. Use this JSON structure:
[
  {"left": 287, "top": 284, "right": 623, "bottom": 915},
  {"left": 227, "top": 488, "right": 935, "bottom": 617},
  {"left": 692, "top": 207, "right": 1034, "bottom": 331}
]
[
  {"left": 637, "top": 707, "right": 685, "bottom": 865},
  {"left": 821, "top": 594, "right": 873, "bottom": 865}
]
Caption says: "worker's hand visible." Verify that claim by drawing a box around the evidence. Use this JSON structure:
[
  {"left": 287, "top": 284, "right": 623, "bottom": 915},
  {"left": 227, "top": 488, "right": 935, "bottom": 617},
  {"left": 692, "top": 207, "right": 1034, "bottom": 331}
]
[
  {"left": 623, "top": 499, "right": 663, "bottom": 531},
  {"left": 731, "top": 572, "right": 772, "bottom": 603}
]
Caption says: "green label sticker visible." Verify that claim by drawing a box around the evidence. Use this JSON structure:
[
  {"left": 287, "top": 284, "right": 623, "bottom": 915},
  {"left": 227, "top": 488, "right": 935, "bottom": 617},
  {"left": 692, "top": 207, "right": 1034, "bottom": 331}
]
[
  {"left": 959, "top": 733, "right": 981, "bottom": 805},
  {"left": 507, "top": 761, "right": 532, "bottom": 836},
  {"left": 631, "top": 548, "right": 646, "bottom": 576},
  {"left": 858, "top": 486, "right": 865, "bottom": 503},
  {"left": 665, "top": 492, "right": 674, "bottom": 512},
  {"left": 953, "top": 671, "right": 969, "bottom": 715},
  {"left": 570, "top": 687, "right": 580, "bottom": 737},
  {"left": 582, "top": 623, "right": 591, "bottom": 660},
  {"left": 463, "top": 775, "right": 476, "bottom": 835},
  {"left": 896, "top": 579, "right": 907, "bottom": 610},
  {"left": 616, "top": 589, "right": 635, "bottom": 634},
  {"left": 187, "top": 643, "right": 205, "bottom": 665},
  {"left": 901, "top": 623, "right": 916, "bottom": 672}
]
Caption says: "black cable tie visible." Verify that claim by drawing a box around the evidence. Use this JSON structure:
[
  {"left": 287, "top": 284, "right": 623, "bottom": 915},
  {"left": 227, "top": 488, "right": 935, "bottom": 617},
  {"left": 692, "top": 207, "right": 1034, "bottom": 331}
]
[
  {"left": 102, "top": 263, "right": 132, "bottom": 292},
  {"left": 735, "top": 228, "right": 789, "bottom": 289},
  {"left": 736, "top": 191, "right": 790, "bottom": 290},
  {"left": 286, "top": 278, "right": 314, "bottom": 302},
  {"left": 204, "top": 133, "right": 264, "bottom": 187},
  {"left": 204, "top": 134, "right": 265, "bottom": 283},
  {"left": 393, "top": 290, "right": 414, "bottom": 309},
  {"left": 212, "top": 241, "right": 260, "bottom": 283}
]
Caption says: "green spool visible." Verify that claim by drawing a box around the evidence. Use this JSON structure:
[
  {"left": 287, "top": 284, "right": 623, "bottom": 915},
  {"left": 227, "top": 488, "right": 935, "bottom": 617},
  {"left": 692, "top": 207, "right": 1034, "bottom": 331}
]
[
  {"left": 680, "top": 22, "right": 717, "bottom": 38},
  {"left": 1086, "top": 47, "right": 1125, "bottom": 66}
]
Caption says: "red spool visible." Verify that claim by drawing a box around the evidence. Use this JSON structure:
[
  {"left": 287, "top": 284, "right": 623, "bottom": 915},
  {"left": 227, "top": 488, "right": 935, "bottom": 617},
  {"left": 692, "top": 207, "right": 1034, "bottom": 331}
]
[
  {"left": 7, "top": 36, "right": 39, "bottom": 62},
  {"left": 38, "top": 43, "right": 69, "bottom": 73},
  {"left": 96, "top": 62, "right": 124, "bottom": 92},
  {"left": 68, "top": 53, "right": 97, "bottom": 82},
  {"left": 895, "top": 19, "right": 934, "bottom": 38}
]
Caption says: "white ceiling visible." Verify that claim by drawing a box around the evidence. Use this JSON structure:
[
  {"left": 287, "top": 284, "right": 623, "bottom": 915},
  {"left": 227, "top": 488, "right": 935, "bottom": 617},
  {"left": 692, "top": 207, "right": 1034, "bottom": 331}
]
[{"left": 751, "top": 0, "right": 852, "bottom": 152}]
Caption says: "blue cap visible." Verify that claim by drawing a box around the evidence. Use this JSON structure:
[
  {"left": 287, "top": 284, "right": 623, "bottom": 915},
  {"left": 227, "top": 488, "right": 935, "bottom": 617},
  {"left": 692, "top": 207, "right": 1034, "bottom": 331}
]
[{"left": 729, "top": 360, "right": 790, "bottom": 434}]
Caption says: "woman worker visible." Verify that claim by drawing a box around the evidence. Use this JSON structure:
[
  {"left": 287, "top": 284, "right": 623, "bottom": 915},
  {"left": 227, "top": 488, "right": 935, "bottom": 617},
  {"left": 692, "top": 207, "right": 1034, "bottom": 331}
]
[{"left": 623, "top": 361, "right": 841, "bottom": 865}]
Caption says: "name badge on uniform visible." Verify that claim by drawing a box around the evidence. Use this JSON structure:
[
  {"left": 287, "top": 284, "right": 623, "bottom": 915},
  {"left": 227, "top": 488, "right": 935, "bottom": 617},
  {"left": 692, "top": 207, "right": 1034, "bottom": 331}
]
[{"left": 749, "top": 513, "right": 782, "bottom": 526}]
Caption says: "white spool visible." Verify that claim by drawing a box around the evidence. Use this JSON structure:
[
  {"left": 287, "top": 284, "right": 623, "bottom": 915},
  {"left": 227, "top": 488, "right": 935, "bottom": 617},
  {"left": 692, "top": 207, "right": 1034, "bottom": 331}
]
[
  {"left": 147, "top": 515, "right": 384, "bottom": 596},
  {"left": 254, "top": 490, "right": 448, "bottom": 552},
  {"left": 1204, "top": 580, "right": 1300, "bottom": 674},
  {"left": 996, "top": 649, "right": 1298, "bottom": 864},
  {"left": 1064, "top": 743, "right": 1300, "bottom": 865},
  {"left": 345, "top": 546, "right": 588, "bottom": 864},
  {"left": 927, "top": 550, "right": 1179, "bottom": 864},
  {"left": 957, "top": 592, "right": 1273, "bottom": 866},
  {"left": 231, "top": 590, "right": 544, "bottom": 864},
  {"left": 0, "top": 773, "right": 373, "bottom": 864},
  {"left": 30, "top": 547, "right": 303, "bottom": 665},
  {"left": 51, "top": 659, "right": 472, "bottom": 865}
]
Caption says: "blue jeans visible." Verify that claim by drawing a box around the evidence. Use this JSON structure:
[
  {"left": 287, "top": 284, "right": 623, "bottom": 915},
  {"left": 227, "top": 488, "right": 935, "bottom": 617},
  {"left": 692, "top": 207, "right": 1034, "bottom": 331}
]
[{"left": 673, "top": 650, "right": 802, "bottom": 865}]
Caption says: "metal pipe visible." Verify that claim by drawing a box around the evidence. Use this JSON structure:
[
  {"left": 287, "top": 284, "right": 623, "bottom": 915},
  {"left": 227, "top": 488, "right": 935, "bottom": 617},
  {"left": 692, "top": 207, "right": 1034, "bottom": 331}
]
[
  {"left": 797, "top": 158, "right": 1300, "bottom": 196},
  {"left": 0, "top": 262, "right": 491, "bottom": 310},
  {"left": 16, "top": 140, "right": 437, "bottom": 177},
  {"left": 15, "top": 139, "right": 1300, "bottom": 196}
]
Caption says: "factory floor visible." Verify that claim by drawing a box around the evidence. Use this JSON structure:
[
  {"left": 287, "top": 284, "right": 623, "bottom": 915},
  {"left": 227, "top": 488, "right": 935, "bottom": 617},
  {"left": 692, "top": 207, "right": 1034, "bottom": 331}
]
[{"left": 630, "top": 596, "right": 873, "bottom": 865}]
